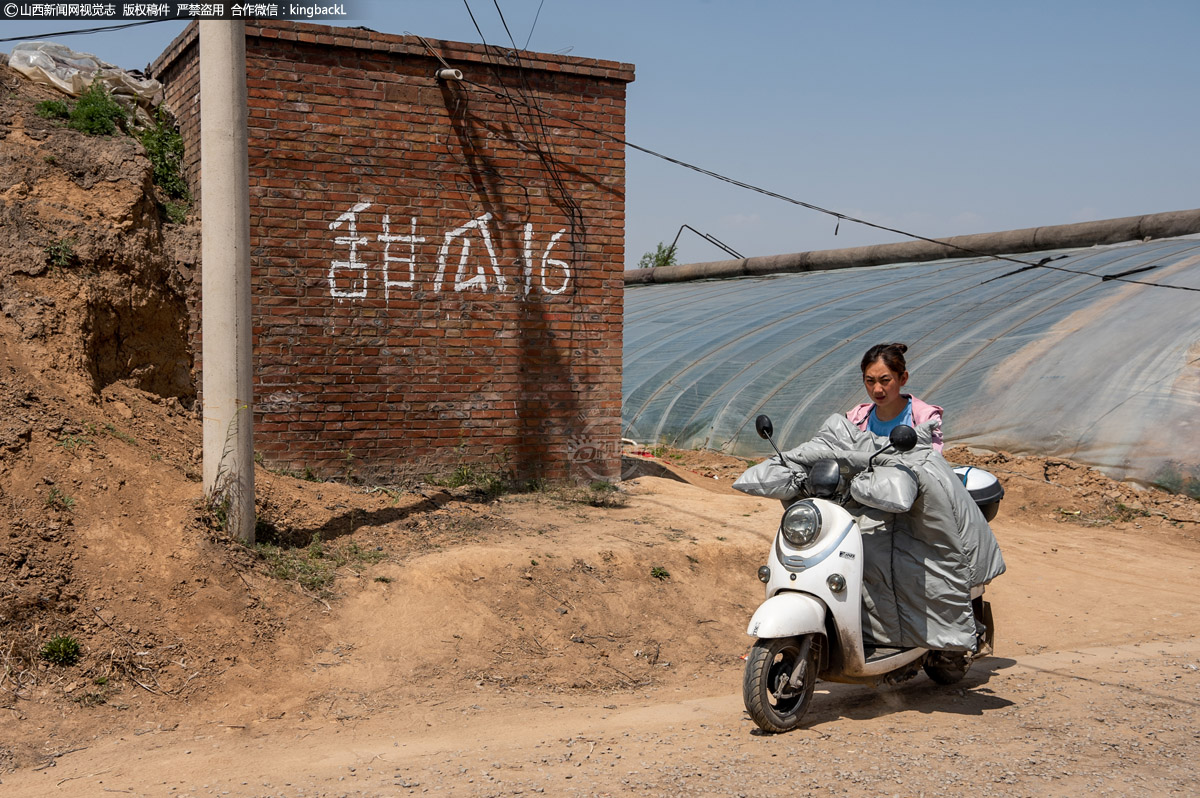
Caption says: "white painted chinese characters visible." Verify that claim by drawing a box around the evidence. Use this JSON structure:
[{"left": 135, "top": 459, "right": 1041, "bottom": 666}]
[{"left": 328, "top": 203, "right": 570, "bottom": 299}]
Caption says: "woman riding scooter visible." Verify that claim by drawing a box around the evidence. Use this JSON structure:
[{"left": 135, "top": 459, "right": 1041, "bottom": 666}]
[
  {"left": 847, "top": 342, "right": 944, "bottom": 453},
  {"left": 733, "top": 344, "right": 1005, "bottom": 731}
]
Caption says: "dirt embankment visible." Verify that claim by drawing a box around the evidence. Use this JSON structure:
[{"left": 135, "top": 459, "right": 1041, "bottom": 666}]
[{"left": 1, "top": 61, "right": 1200, "bottom": 797}]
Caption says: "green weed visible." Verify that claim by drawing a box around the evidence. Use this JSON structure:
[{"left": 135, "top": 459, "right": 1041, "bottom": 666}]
[
  {"left": 1112, "top": 502, "right": 1151, "bottom": 522},
  {"left": 35, "top": 99, "right": 70, "bottom": 119},
  {"left": 71, "top": 690, "right": 109, "bottom": 706},
  {"left": 202, "top": 493, "right": 231, "bottom": 532},
  {"left": 103, "top": 423, "right": 136, "bottom": 445},
  {"left": 40, "top": 635, "right": 81, "bottom": 666},
  {"left": 584, "top": 480, "right": 625, "bottom": 507},
  {"left": 56, "top": 432, "right": 93, "bottom": 451},
  {"left": 67, "top": 82, "right": 126, "bottom": 136},
  {"left": 44, "top": 237, "right": 76, "bottom": 272},
  {"left": 434, "top": 463, "right": 508, "bottom": 498},
  {"left": 650, "top": 566, "right": 670, "bottom": 581},
  {"left": 136, "top": 106, "right": 189, "bottom": 200},
  {"left": 1153, "top": 461, "right": 1200, "bottom": 500},
  {"left": 164, "top": 200, "right": 190, "bottom": 224},
  {"left": 531, "top": 479, "right": 628, "bottom": 508},
  {"left": 253, "top": 538, "right": 386, "bottom": 596},
  {"left": 44, "top": 487, "right": 75, "bottom": 511},
  {"left": 264, "top": 463, "right": 323, "bottom": 482}
]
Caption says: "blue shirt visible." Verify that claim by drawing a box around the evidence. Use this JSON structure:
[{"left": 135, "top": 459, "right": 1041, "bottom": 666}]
[{"left": 867, "top": 399, "right": 914, "bottom": 439}]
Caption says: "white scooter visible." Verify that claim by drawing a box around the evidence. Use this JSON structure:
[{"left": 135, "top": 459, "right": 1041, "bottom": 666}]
[{"left": 742, "top": 415, "right": 999, "bottom": 733}]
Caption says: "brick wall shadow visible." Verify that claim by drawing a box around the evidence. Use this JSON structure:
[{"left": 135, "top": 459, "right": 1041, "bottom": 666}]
[{"left": 443, "top": 83, "right": 585, "bottom": 482}]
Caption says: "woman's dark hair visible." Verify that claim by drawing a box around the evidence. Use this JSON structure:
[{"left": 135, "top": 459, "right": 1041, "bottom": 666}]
[{"left": 860, "top": 342, "right": 908, "bottom": 376}]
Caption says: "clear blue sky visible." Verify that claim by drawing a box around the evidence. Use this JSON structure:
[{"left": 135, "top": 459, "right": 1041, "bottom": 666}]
[{"left": 4, "top": 0, "right": 1197, "bottom": 268}]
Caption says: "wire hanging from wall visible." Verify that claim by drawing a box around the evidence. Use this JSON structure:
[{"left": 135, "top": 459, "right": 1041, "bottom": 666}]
[{"left": 462, "top": 0, "right": 583, "bottom": 226}]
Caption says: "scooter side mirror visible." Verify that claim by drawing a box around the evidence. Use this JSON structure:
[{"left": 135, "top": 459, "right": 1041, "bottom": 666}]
[
  {"left": 754, "top": 414, "right": 788, "bottom": 463},
  {"left": 889, "top": 424, "right": 918, "bottom": 453},
  {"left": 755, "top": 414, "right": 774, "bottom": 440}
]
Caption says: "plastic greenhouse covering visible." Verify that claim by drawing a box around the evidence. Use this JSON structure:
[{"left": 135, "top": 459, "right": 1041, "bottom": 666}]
[{"left": 623, "top": 236, "right": 1200, "bottom": 495}]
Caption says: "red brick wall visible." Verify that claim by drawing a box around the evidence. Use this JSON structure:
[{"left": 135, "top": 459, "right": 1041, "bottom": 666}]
[{"left": 151, "top": 22, "right": 632, "bottom": 483}]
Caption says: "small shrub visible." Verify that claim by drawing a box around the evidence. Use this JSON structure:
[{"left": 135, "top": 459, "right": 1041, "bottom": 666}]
[
  {"left": 44, "top": 237, "right": 76, "bottom": 272},
  {"left": 164, "top": 201, "right": 190, "bottom": 225},
  {"left": 41, "top": 635, "right": 81, "bottom": 666},
  {"left": 68, "top": 82, "right": 126, "bottom": 136},
  {"left": 650, "top": 566, "right": 670, "bottom": 581},
  {"left": 35, "top": 99, "right": 70, "bottom": 119},
  {"left": 637, "top": 242, "right": 678, "bottom": 270},
  {"left": 137, "top": 107, "right": 190, "bottom": 200}
]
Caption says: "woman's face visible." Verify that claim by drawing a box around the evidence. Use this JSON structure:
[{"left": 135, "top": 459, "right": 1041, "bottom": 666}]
[{"left": 863, "top": 360, "right": 908, "bottom": 406}]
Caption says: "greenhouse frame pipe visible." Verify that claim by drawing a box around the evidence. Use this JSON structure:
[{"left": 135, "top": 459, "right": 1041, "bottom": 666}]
[{"left": 624, "top": 208, "right": 1200, "bottom": 285}]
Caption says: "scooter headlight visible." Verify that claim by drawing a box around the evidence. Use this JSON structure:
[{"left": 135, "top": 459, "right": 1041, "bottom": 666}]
[{"left": 780, "top": 501, "right": 822, "bottom": 549}]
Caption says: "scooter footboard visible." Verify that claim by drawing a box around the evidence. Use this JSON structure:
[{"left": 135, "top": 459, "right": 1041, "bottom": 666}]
[{"left": 747, "top": 592, "right": 827, "bottom": 639}]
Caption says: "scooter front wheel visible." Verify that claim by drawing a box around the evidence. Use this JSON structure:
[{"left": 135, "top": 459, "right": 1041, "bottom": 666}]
[{"left": 743, "top": 634, "right": 819, "bottom": 733}]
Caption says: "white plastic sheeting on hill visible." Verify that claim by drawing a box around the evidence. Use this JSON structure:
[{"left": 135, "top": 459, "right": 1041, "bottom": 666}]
[
  {"left": 7, "top": 42, "right": 160, "bottom": 122},
  {"left": 624, "top": 237, "right": 1200, "bottom": 494}
]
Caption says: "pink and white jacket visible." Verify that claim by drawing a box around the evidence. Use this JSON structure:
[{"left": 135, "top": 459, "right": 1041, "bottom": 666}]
[{"left": 847, "top": 395, "right": 944, "bottom": 453}]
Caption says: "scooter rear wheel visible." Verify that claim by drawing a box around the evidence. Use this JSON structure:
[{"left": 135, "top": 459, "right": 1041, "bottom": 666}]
[
  {"left": 743, "top": 635, "right": 819, "bottom": 733},
  {"left": 923, "top": 651, "right": 970, "bottom": 685}
]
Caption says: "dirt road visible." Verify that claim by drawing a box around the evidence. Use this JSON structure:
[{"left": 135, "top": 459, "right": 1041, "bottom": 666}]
[{"left": 4, "top": 475, "right": 1198, "bottom": 797}]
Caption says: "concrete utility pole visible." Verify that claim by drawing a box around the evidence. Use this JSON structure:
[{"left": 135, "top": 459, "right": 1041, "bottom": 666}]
[{"left": 199, "top": 21, "right": 255, "bottom": 543}]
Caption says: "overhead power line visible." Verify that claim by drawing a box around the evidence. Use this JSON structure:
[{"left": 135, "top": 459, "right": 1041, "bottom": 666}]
[
  {"left": 452, "top": 72, "right": 1199, "bottom": 293},
  {"left": 0, "top": 19, "right": 169, "bottom": 45},
  {"left": 523, "top": 0, "right": 547, "bottom": 50},
  {"left": 436, "top": 15, "right": 1197, "bottom": 293},
  {"left": 11, "top": 17, "right": 1195, "bottom": 293}
]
